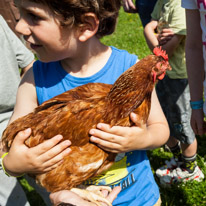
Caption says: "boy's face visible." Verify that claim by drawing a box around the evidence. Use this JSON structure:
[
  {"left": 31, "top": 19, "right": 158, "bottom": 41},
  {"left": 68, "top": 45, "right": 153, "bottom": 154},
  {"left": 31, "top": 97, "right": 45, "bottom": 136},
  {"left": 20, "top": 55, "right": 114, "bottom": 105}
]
[{"left": 15, "top": 0, "right": 79, "bottom": 62}]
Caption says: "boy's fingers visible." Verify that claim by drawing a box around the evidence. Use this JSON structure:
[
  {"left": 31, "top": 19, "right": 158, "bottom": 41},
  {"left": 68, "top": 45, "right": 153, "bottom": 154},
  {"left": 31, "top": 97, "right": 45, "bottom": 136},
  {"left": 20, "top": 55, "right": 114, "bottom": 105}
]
[
  {"left": 96, "top": 123, "right": 124, "bottom": 134},
  {"left": 36, "top": 135, "right": 71, "bottom": 153},
  {"left": 90, "top": 128, "right": 118, "bottom": 143},
  {"left": 35, "top": 147, "right": 71, "bottom": 173},
  {"left": 13, "top": 128, "right": 32, "bottom": 145},
  {"left": 96, "top": 123, "right": 112, "bottom": 132},
  {"left": 106, "top": 186, "right": 121, "bottom": 203},
  {"left": 42, "top": 146, "right": 71, "bottom": 166},
  {"left": 90, "top": 123, "right": 129, "bottom": 137},
  {"left": 41, "top": 159, "right": 64, "bottom": 173},
  {"left": 130, "top": 112, "right": 138, "bottom": 124}
]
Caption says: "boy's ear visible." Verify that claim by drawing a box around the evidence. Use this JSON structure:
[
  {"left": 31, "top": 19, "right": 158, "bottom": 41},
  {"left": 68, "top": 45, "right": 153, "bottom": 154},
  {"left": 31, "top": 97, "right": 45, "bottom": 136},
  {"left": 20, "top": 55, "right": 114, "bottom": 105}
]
[{"left": 78, "top": 13, "right": 99, "bottom": 42}]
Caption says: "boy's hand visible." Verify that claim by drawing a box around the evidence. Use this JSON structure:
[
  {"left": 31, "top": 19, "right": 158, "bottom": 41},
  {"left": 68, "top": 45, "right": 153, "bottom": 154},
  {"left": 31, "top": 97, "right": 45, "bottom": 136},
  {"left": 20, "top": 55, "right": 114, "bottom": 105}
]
[
  {"left": 191, "top": 109, "right": 206, "bottom": 136},
  {"left": 50, "top": 186, "right": 121, "bottom": 206},
  {"left": 158, "top": 28, "right": 174, "bottom": 45},
  {"left": 89, "top": 113, "right": 147, "bottom": 153},
  {"left": 3, "top": 128, "right": 71, "bottom": 177},
  {"left": 122, "top": 0, "right": 137, "bottom": 13}
]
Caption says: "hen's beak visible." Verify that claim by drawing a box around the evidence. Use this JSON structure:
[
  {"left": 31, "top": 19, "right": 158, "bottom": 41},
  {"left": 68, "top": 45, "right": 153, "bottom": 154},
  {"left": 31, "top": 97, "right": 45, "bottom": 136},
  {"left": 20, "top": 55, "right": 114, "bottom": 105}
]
[
  {"left": 157, "top": 62, "right": 171, "bottom": 80},
  {"left": 167, "top": 62, "right": 172, "bottom": 71}
]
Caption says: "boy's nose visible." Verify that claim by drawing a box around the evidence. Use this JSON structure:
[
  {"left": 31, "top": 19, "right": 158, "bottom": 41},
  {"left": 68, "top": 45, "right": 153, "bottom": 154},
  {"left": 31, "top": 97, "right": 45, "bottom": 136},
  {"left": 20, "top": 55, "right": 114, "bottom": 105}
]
[{"left": 15, "top": 18, "right": 31, "bottom": 36}]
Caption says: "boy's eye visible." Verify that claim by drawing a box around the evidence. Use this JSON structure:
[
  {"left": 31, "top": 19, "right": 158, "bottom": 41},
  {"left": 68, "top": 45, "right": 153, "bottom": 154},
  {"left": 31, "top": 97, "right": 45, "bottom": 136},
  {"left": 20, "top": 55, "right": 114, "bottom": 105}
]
[{"left": 28, "top": 13, "right": 41, "bottom": 22}]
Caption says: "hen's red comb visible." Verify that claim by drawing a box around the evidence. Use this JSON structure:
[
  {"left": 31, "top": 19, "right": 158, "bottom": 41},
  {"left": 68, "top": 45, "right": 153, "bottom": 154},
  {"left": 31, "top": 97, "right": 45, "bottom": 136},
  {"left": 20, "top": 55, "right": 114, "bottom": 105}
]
[{"left": 153, "top": 46, "right": 168, "bottom": 61}]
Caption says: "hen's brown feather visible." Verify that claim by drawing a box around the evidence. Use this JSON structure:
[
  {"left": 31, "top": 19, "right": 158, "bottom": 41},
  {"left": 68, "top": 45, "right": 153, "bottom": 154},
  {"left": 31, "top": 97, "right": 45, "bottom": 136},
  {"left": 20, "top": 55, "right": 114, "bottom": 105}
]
[{"left": 2, "top": 53, "right": 171, "bottom": 192}]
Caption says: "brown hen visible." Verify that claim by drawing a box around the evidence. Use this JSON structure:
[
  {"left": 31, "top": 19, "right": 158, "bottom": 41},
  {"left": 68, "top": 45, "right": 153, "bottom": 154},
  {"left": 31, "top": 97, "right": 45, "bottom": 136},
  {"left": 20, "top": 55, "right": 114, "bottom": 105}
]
[{"left": 2, "top": 47, "right": 171, "bottom": 203}]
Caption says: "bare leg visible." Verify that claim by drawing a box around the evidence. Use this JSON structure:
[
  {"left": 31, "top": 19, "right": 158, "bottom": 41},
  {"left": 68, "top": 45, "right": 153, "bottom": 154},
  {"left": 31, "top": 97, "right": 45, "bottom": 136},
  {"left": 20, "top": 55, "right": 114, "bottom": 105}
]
[
  {"left": 181, "top": 139, "right": 197, "bottom": 157},
  {"left": 166, "top": 136, "right": 179, "bottom": 148}
]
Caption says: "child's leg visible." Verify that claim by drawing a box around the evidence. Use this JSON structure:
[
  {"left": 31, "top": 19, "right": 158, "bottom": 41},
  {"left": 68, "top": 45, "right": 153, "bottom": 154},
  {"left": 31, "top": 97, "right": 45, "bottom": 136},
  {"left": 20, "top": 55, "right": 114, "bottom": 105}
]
[
  {"left": 156, "top": 137, "right": 182, "bottom": 180},
  {"left": 156, "top": 78, "right": 184, "bottom": 180},
  {"left": 0, "top": 171, "right": 30, "bottom": 206},
  {"left": 181, "top": 138, "right": 197, "bottom": 157},
  {"left": 181, "top": 139, "right": 197, "bottom": 173},
  {"left": 157, "top": 78, "right": 204, "bottom": 185},
  {"left": 156, "top": 76, "right": 182, "bottom": 162},
  {"left": 166, "top": 138, "right": 197, "bottom": 173},
  {"left": 169, "top": 80, "right": 198, "bottom": 173},
  {"left": 166, "top": 135, "right": 179, "bottom": 148},
  {"left": 166, "top": 136, "right": 181, "bottom": 160}
]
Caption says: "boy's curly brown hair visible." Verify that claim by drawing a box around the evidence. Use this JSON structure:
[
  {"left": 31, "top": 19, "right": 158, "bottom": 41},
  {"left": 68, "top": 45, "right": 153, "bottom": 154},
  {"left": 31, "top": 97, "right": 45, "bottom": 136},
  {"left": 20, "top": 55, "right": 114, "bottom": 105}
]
[{"left": 30, "top": 0, "right": 122, "bottom": 38}]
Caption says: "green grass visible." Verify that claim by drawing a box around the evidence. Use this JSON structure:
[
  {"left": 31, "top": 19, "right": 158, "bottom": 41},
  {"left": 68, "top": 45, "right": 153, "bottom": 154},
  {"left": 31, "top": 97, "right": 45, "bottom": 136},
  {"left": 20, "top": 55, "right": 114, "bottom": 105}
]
[
  {"left": 19, "top": 8, "right": 206, "bottom": 206},
  {"left": 102, "top": 8, "right": 150, "bottom": 59}
]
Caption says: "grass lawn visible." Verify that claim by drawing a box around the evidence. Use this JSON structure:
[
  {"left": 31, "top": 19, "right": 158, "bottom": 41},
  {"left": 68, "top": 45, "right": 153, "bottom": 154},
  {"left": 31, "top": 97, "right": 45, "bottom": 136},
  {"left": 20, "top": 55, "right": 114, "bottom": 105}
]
[{"left": 19, "top": 8, "right": 206, "bottom": 206}]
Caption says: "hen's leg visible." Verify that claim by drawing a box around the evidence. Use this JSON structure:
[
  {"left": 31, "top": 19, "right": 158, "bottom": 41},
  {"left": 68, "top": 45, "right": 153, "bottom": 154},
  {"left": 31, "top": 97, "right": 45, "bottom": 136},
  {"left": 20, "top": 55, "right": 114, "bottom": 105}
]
[{"left": 70, "top": 186, "right": 112, "bottom": 206}]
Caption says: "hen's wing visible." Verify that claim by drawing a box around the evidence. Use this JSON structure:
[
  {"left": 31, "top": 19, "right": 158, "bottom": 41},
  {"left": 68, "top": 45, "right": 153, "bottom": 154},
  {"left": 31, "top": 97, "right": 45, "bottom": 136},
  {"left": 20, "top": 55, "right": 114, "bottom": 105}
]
[
  {"left": 31, "top": 97, "right": 115, "bottom": 192},
  {"left": 2, "top": 83, "right": 116, "bottom": 192},
  {"left": 35, "top": 83, "right": 112, "bottom": 112},
  {"left": 2, "top": 83, "right": 112, "bottom": 149}
]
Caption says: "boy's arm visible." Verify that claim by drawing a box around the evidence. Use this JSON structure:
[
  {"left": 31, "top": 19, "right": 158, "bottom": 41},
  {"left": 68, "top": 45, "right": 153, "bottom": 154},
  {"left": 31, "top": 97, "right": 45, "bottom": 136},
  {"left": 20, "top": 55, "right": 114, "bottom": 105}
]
[
  {"left": 89, "top": 89, "right": 169, "bottom": 153},
  {"left": 159, "top": 33, "right": 184, "bottom": 57},
  {"left": 144, "top": 20, "right": 159, "bottom": 51},
  {"left": 185, "top": 9, "right": 205, "bottom": 135},
  {"left": 1, "top": 68, "right": 71, "bottom": 177},
  {"left": 9, "top": 67, "right": 38, "bottom": 122},
  {"left": 144, "top": 20, "right": 184, "bottom": 56},
  {"left": 20, "top": 59, "right": 35, "bottom": 77}
]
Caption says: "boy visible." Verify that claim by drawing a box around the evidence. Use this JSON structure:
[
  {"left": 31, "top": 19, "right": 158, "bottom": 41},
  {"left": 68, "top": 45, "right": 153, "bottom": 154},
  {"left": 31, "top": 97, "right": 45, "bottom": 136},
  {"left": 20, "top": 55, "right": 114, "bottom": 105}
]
[
  {"left": 144, "top": 0, "right": 204, "bottom": 186},
  {"left": 1, "top": 1, "right": 169, "bottom": 205}
]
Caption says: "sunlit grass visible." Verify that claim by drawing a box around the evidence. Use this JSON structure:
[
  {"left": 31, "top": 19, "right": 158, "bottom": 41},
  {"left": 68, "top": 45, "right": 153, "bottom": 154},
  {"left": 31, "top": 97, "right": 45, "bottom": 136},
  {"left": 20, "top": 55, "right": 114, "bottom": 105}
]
[{"left": 101, "top": 8, "right": 150, "bottom": 59}]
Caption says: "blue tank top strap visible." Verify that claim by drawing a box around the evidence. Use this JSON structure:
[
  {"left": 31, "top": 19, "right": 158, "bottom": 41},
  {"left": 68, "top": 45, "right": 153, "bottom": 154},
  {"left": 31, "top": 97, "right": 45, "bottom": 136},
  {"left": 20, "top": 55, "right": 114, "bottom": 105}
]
[{"left": 33, "top": 46, "right": 137, "bottom": 105}]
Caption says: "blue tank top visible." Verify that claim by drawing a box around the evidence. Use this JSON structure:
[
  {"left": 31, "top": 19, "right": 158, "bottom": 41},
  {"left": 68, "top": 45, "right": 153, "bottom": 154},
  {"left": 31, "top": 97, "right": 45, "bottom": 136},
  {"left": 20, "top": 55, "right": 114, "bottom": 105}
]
[{"left": 33, "top": 46, "right": 160, "bottom": 206}]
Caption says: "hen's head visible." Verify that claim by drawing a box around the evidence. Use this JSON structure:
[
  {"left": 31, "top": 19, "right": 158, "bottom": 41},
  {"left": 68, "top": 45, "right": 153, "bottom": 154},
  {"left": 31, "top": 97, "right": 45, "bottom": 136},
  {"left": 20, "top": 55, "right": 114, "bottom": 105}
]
[{"left": 151, "top": 47, "right": 171, "bottom": 82}]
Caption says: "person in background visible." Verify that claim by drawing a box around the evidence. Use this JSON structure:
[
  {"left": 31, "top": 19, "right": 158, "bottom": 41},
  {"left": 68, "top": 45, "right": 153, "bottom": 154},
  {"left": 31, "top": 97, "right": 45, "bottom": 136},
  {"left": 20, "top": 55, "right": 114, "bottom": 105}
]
[
  {"left": 0, "top": 14, "right": 71, "bottom": 206},
  {"left": 122, "top": 0, "right": 158, "bottom": 27},
  {"left": 1, "top": 0, "right": 170, "bottom": 205},
  {"left": 181, "top": 0, "right": 206, "bottom": 136},
  {"left": 144, "top": 0, "right": 204, "bottom": 186},
  {"left": 0, "top": 14, "right": 34, "bottom": 206}
]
